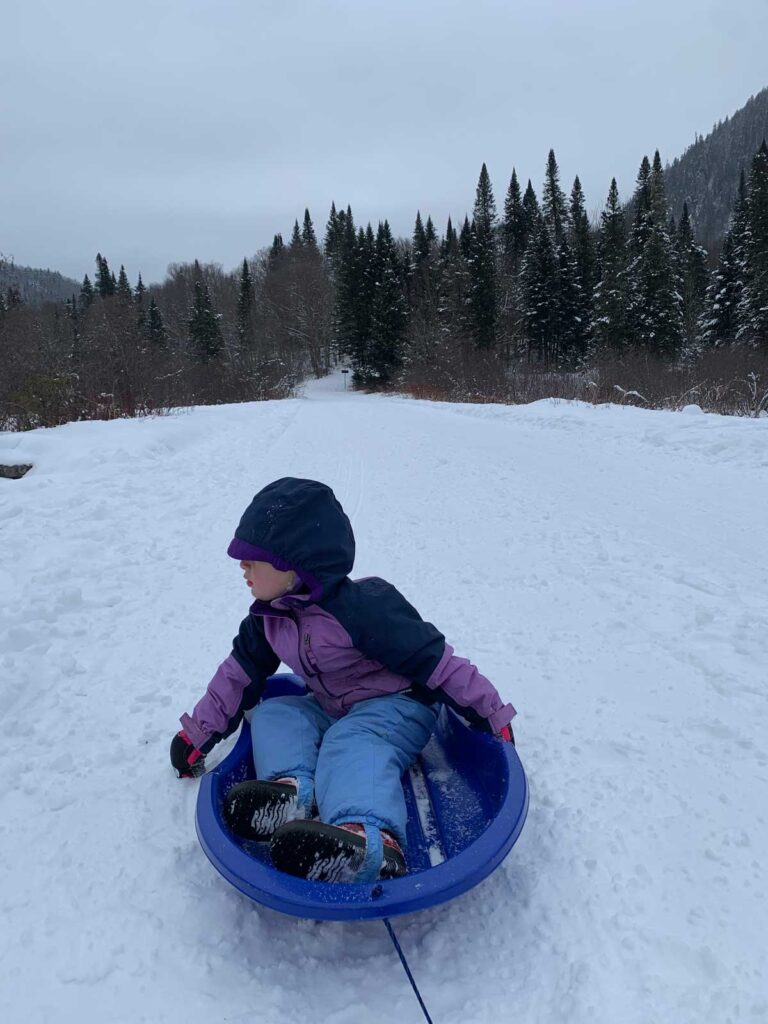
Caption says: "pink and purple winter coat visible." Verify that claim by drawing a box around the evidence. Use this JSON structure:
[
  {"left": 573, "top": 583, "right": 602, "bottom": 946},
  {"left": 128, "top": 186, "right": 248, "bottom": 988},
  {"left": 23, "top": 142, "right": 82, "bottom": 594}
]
[{"left": 180, "top": 478, "right": 516, "bottom": 755}]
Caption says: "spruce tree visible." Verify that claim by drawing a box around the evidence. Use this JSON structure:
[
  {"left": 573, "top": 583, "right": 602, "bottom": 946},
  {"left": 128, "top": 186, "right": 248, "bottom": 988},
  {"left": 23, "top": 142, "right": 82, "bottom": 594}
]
[
  {"left": 542, "top": 149, "right": 569, "bottom": 244},
  {"left": 116, "top": 265, "right": 132, "bottom": 302},
  {"left": 80, "top": 274, "right": 95, "bottom": 308},
  {"left": 269, "top": 234, "right": 285, "bottom": 267},
  {"left": 289, "top": 220, "right": 302, "bottom": 251},
  {"left": 368, "top": 221, "right": 408, "bottom": 383},
  {"left": 502, "top": 168, "right": 527, "bottom": 276},
  {"left": 675, "top": 202, "right": 709, "bottom": 351},
  {"left": 467, "top": 163, "right": 498, "bottom": 349},
  {"left": 236, "top": 257, "right": 255, "bottom": 349},
  {"left": 522, "top": 180, "right": 540, "bottom": 238},
  {"left": 569, "top": 175, "right": 596, "bottom": 359},
  {"left": 626, "top": 154, "right": 683, "bottom": 356},
  {"left": 146, "top": 297, "right": 166, "bottom": 346},
  {"left": 134, "top": 273, "right": 146, "bottom": 306},
  {"left": 188, "top": 276, "right": 223, "bottom": 363},
  {"left": 95, "top": 253, "right": 115, "bottom": 297},
  {"left": 702, "top": 171, "right": 748, "bottom": 345},
  {"left": 301, "top": 209, "right": 317, "bottom": 249},
  {"left": 521, "top": 220, "right": 558, "bottom": 364},
  {"left": 737, "top": 140, "right": 768, "bottom": 347},
  {"left": 592, "top": 178, "right": 629, "bottom": 352}
]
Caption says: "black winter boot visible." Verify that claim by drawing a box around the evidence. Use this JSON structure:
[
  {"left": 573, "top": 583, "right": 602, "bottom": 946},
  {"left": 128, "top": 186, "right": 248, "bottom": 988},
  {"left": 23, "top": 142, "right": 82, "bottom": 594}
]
[{"left": 223, "top": 778, "right": 305, "bottom": 841}]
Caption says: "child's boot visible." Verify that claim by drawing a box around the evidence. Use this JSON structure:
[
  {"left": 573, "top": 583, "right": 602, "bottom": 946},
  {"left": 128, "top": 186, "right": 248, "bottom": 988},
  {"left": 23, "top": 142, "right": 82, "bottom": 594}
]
[
  {"left": 223, "top": 777, "right": 309, "bottom": 841},
  {"left": 269, "top": 819, "right": 407, "bottom": 882}
]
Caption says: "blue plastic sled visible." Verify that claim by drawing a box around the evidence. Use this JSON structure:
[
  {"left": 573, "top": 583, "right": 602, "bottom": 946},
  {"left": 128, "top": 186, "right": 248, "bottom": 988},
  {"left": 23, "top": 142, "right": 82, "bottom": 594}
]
[{"left": 196, "top": 674, "right": 528, "bottom": 921}]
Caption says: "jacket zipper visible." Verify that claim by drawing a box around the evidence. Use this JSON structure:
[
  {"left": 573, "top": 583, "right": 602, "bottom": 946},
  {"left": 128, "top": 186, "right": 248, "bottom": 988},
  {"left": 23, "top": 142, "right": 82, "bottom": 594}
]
[{"left": 291, "top": 612, "right": 332, "bottom": 696}]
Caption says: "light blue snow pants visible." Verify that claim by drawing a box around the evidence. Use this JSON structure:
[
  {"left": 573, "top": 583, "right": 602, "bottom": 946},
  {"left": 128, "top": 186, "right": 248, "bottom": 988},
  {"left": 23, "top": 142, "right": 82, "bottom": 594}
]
[{"left": 250, "top": 691, "right": 438, "bottom": 852}]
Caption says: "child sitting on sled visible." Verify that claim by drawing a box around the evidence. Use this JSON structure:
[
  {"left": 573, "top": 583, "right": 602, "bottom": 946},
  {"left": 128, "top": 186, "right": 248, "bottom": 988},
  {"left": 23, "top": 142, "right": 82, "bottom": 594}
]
[{"left": 171, "top": 477, "right": 516, "bottom": 883}]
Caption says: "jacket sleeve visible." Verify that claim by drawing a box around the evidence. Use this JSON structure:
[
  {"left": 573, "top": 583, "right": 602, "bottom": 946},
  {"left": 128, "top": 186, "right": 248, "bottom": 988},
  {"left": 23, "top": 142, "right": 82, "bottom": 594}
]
[
  {"left": 346, "top": 578, "right": 516, "bottom": 733},
  {"left": 180, "top": 615, "right": 280, "bottom": 754}
]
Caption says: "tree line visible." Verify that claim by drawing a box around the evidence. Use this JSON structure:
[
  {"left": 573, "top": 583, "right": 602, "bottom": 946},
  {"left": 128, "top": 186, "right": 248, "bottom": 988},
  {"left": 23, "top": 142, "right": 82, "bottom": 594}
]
[{"left": 1, "top": 139, "right": 767, "bottom": 429}]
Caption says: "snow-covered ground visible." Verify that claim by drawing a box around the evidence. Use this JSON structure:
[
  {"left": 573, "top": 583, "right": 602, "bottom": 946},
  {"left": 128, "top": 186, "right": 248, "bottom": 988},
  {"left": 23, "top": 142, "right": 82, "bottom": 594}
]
[{"left": 1, "top": 374, "right": 767, "bottom": 1024}]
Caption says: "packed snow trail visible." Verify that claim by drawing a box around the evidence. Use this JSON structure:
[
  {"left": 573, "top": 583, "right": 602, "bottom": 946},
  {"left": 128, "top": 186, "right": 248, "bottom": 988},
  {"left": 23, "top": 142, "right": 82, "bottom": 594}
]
[{"left": 1, "top": 374, "right": 767, "bottom": 1023}]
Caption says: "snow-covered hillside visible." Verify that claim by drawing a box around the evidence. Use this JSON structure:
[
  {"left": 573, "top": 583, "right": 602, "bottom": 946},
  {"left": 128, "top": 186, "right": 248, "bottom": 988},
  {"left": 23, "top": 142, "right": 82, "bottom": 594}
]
[{"left": 1, "top": 375, "right": 767, "bottom": 1024}]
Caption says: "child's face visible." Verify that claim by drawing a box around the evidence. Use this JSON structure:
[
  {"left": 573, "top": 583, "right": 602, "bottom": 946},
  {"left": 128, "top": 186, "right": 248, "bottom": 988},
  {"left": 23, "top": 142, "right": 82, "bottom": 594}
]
[{"left": 240, "top": 560, "right": 296, "bottom": 601}]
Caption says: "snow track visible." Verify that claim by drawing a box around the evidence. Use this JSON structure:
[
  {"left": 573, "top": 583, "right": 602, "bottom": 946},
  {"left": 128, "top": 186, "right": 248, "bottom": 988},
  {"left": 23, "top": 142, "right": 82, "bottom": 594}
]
[{"left": 1, "top": 376, "right": 766, "bottom": 1023}]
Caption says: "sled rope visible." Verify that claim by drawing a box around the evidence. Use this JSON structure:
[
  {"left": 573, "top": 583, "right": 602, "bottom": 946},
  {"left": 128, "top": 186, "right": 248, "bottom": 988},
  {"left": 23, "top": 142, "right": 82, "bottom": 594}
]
[{"left": 383, "top": 918, "right": 434, "bottom": 1024}]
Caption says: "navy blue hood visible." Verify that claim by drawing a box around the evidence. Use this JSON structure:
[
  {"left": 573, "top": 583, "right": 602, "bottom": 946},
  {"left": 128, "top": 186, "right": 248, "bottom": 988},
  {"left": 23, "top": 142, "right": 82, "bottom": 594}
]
[{"left": 227, "top": 478, "right": 355, "bottom": 602}]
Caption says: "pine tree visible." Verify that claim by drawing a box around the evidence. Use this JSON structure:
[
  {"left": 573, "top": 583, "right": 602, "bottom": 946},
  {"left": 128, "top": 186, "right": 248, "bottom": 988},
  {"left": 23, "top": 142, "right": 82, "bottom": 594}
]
[
  {"left": 737, "top": 140, "right": 768, "bottom": 347},
  {"left": 236, "top": 257, "right": 255, "bottom": 349},
  {"left": 134, "top": 273, "right": 146, "bottom": 306},
  {"left": 592, "top": 178, "right": 629, "bottom": 352},
  {"left": 542, "top": 149, "right": 570, "bottom": 244},
  {"left": 188, "top": 275, "right": 223, "bottom": 363},
  {"left": 467, "top": 163, "right": 498, "bottom": 349}
]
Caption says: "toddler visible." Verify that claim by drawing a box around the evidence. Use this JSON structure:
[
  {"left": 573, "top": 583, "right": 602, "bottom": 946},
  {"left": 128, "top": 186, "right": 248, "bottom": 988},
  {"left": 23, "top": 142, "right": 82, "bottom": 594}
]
[{"left": 171, "top": 477, "right": 516, "bottom": 883}]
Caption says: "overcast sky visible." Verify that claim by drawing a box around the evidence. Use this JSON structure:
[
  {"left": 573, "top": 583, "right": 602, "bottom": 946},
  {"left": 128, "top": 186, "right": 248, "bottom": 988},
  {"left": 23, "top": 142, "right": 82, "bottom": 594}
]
[{"left": 2, "top": 0, "right": 767, "bottom": 286}]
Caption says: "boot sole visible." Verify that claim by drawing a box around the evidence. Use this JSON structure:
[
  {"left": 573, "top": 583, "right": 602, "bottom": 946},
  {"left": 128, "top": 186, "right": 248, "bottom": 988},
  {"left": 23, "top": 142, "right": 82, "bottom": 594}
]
[
  {"left": 224, "top": 780, "right": 300, "bottom": 841},
  {"left": 270, "top": 820, "right": 407, "bottom": 883}
]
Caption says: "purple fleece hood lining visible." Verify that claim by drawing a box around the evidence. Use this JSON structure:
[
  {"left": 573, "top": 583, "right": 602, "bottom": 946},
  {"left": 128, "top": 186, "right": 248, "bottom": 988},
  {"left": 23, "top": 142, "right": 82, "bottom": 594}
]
[{"left": 227, "top": 538, "right": 324, "bottom": 603}]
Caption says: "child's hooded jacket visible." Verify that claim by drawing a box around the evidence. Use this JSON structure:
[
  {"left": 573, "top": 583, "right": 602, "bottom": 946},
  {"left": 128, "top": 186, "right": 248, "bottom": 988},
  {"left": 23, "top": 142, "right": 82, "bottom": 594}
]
[{"left": 181, "top": 478, "right": 516, "bottom": 754}]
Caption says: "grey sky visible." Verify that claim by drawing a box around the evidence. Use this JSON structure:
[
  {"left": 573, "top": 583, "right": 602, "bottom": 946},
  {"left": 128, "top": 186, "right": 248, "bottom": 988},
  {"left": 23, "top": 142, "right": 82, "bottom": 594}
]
[{"left": 3, "top": 0, "right": 767, "bottom": 286}]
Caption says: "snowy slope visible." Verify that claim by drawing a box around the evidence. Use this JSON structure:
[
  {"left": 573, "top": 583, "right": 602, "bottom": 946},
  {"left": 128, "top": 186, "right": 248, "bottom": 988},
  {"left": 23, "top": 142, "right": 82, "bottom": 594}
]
[{"left": 1, "top": 375, "right": 767, "bottom": 1024}]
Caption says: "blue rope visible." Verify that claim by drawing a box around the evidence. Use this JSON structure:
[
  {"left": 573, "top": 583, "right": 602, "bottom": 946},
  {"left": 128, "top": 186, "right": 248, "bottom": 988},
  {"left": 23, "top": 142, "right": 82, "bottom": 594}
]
[{"left": 383, "top": 918, "right": 435, "bottom": 1024}]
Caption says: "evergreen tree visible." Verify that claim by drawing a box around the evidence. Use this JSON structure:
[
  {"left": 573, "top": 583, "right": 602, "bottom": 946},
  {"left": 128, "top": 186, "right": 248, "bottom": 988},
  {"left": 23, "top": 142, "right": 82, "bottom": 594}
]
[
  {"left": 95, "top": 253, "right": 115, "bottom": 297},
  {"left": 554, "top": 235, "right": 582, "bottom": 367},
  {"left": 737, "top": 140, "right": 768, "bottom": 347},
  {"left": 568, "top": 175, "right": 596, "bottom": 358},
  {"left": 301, "top": 209, "right": 317, "bottom": 249},
  {"left": 592, "top": 178, "right": 629, "bottom": 352},
  {"left": 675, "top": 202, "right": 709, "bottom": 351},
  {"left": 116, "top": 265, "right": 132, "bottom": 302},
  {"left": 702, "top": 170, "right": 748, "bottom": 345},
  {"left": 5, "top": 285, "right": 23, "bottom": 309},
  {"left": 459, "top": 216, "right": 473, "bottom": 260},
  {"left": 522, "top": 180, "right": 540, "bottom": 237},
  {"left": 542, "top": 149, "right": 570, "bottom": 244},
  {"left": 436, "top": 215, "right": 470, "bottom": 341},
  {"left": 236, "top": 257, "right": 255, "bottom": 349},
  {"left": 134, "top": 273, "right": 146, "bottom": 306},
  {"left": 467, "top": 163, "right": 498, "bottom": 349},
  {"left": 368, "top": 221, "right": 408, "bottom": 383},
  {"left": 521, "top": 220, "right": 558, "bottom": 364},
  {"left": 80, "top": 274, "right": 95, "bottom": 309},
  {"left": 626, "top": 154, "right": 683, "bottom": 356},
  {"left": 289, "top": 220, "right": 303, "bottom": 251},
  {"left": 324, "top": 202, "right": 342, "bottom": 276},
  {"left": 188, "top": 276, "right": 223, "bottom": 363},
  {"left": 146, "top": 297, "right": 166, "bottom": 346},
  {"left": 502, "top": 168, "right": 528, "bottom": 276},
  {"left": 269, "top": 234, "right": 285, "bottom": 267}
]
